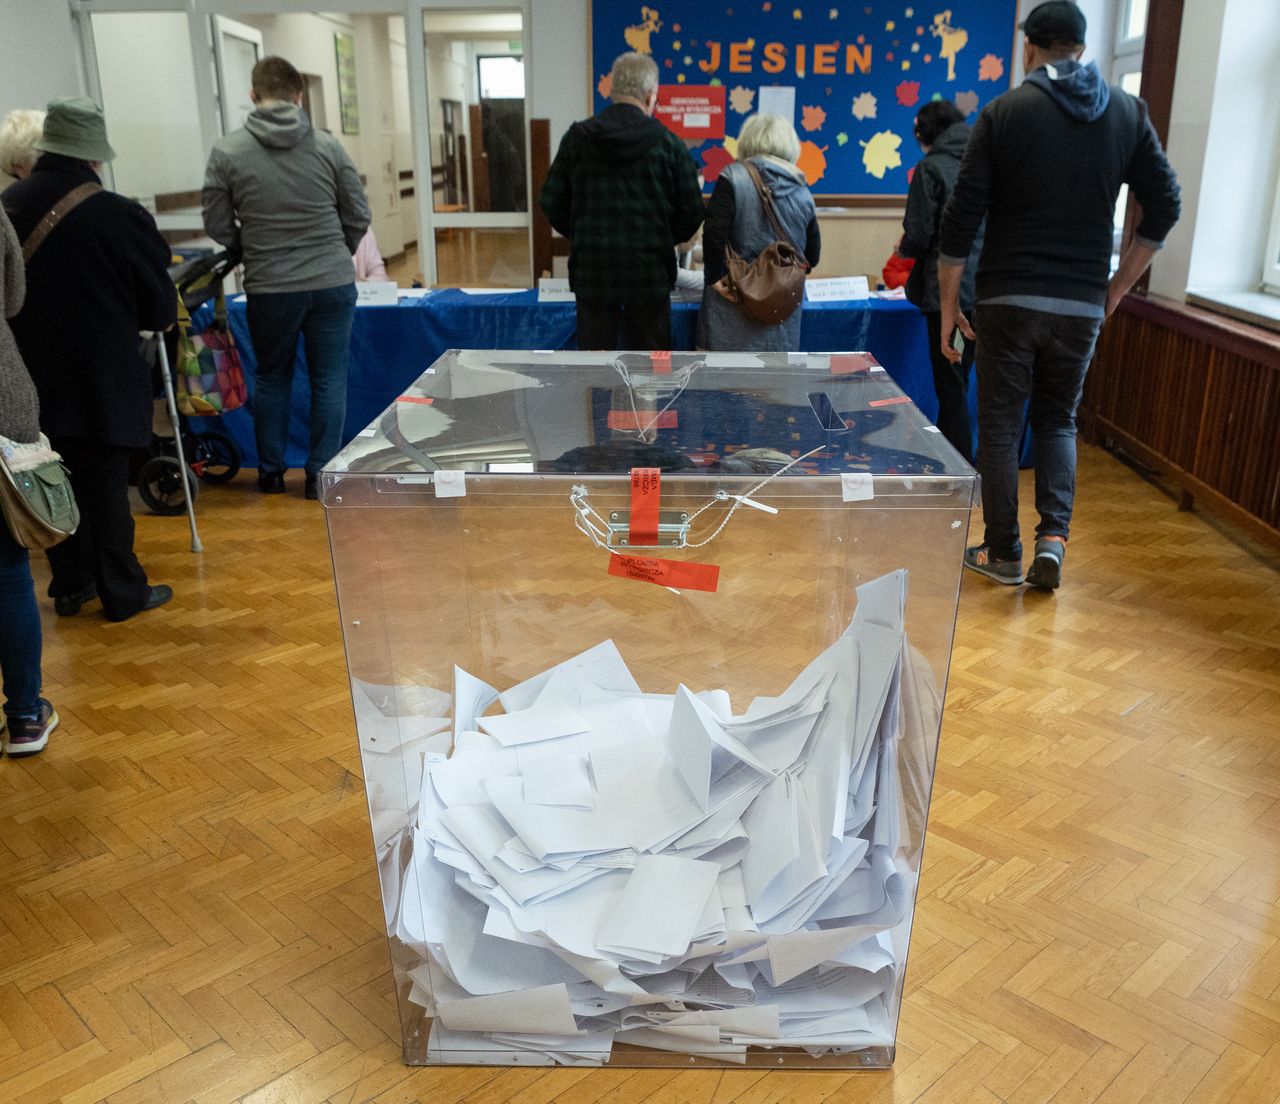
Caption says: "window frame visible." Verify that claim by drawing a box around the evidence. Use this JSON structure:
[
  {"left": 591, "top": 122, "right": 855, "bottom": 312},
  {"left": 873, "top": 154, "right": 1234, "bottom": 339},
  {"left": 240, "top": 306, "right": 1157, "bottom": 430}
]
[{"left": 1264, "top": 173, "right": 1280, "bottom": 294}]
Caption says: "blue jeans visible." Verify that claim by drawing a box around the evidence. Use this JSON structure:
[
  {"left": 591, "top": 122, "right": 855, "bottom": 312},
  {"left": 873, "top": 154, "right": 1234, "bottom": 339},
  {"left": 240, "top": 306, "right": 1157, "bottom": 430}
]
[
  {"left": 245, "top": 283, "right": 357, "bottom": 477},
  {"left": 0, "top": 522, "right": 43, "bottom": 718},
  {"left": 973, "top": 303, "right": 1103, "bottom": 561}
]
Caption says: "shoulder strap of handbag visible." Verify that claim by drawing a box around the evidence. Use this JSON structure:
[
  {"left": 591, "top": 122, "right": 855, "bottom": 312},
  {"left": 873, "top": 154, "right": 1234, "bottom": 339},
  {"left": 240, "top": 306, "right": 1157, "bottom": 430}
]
[
  {"left": 21, "top": 182, "right": 102, "bottom": 264},
  {"left": 742, "top": 160, "right": 805, "bottom": 260}
]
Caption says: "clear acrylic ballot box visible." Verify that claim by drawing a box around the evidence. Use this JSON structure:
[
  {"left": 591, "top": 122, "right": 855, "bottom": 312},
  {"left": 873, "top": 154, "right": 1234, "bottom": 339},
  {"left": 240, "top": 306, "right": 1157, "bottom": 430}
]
[{"left": 322, "top": 350, "right": 976, "bottom": 1069}]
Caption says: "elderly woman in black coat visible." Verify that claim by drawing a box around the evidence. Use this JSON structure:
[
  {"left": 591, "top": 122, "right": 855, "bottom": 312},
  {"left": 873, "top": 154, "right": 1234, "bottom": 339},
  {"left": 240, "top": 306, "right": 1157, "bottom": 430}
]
[{"left": 2, "top": 98, "right": 176, "bottom": 622}]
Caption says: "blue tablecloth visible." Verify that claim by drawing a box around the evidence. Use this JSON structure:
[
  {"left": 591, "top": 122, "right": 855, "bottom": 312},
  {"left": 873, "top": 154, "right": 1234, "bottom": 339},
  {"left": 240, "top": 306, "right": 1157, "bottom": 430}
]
[{"left": 203, "top": 290, "right": 983, "bottom": 470}]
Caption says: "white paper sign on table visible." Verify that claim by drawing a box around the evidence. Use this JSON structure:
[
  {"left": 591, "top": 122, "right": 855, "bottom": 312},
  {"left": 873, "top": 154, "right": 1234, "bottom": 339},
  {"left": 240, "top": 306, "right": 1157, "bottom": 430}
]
[
  {"left": 356, "top": 280, "right": 399, "bottom": 306},
  {"left": 537, "top": 277, "right": 575, "bottom": 303},
  {"left": 806, "top": 276, "right": 870, "bottom": 302}
]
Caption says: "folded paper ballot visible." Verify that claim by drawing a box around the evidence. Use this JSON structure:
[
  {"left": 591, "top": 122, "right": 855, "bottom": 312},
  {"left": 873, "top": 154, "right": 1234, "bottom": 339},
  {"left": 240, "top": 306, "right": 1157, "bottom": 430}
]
[{"left": 385, "top": 569, "right": 928, "bottom": 1064}]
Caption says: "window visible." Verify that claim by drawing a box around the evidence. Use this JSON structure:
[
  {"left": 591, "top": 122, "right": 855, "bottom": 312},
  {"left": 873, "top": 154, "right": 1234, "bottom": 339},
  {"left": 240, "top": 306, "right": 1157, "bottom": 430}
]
[{"left": 1110, "top": 7, "right": 1146, "bottom": 253}]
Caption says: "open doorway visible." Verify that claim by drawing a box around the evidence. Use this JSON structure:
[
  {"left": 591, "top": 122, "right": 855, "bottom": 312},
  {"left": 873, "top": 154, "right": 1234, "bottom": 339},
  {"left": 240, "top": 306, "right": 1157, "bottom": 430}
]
[{"left": 422, "top": 8, "right": 530, "bottom": 287}]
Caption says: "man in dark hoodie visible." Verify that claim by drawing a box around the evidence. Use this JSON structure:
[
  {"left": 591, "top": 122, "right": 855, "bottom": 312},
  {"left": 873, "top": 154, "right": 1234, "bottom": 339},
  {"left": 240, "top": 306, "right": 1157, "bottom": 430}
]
[
  {"left": 202, "top": 56, "right": 371, "bottom": 499},
  {"left": 938, "top": 0, "right": 1180, "bottom": 591},
  {"left": 539, "top": 52, "right": 705, "bottom": 350}
]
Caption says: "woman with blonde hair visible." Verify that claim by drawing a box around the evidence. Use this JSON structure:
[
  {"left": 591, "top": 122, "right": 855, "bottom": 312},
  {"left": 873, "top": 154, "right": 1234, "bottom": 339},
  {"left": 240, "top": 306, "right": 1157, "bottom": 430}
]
[
  {"left": 0, "top": 109, "right": 46, "bottom": 183},
  {"left": 698, "top": 112, "right": 820, "bottom": 351}
]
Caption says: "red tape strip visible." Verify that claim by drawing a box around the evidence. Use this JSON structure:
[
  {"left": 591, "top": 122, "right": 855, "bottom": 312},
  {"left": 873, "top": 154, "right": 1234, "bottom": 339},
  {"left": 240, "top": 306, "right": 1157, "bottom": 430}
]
[
  {"left": 608, "top": 554, "right": 720, "bottom": 592},
  {"left": 868, "top": 396, "right": 912, "bottom": 407},
  {"left": 651, "top": 350, "right": 672, "bottom": 375},
  {"left": 629, "top": 467, "right": 660, "bottom": 546},
  {"left": 608, "top": 410, "right": 678, "bottom": 430}
]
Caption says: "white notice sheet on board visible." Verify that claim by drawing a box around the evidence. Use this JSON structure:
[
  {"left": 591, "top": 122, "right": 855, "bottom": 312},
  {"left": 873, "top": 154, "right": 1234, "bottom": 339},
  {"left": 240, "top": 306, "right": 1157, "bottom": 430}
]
[{"left": 757, "top": 86, "right": 796, "bottom": 126}]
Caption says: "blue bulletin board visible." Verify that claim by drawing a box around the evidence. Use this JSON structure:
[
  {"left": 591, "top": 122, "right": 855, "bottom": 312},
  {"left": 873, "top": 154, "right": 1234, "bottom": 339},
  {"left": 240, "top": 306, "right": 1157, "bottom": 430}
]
[{"left": 590, "top": 1, "right": 1018, "bottom": 197}]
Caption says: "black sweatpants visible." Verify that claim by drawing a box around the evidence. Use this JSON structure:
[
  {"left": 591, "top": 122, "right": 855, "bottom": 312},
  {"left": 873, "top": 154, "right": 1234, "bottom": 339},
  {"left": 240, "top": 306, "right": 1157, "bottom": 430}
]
[
  {"left": 45, "top": 437, "right": 151, "bottom": 621},
  {"left": 575, "top": 297, "right": 673, "bottom": 351}
]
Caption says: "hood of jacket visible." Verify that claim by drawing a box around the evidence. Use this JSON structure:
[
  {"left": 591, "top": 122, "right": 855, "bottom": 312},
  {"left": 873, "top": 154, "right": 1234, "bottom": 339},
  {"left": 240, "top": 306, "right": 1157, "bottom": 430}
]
[
  {"left": 245, "top": 102, "right": 311, "bottom": 149},
  {"left": 575, "top": 103, "right": 669, "bottom": 164},
  {"left": 930, "top": 120, "right": 972, "bottom": 161},
  {"left": 1026, "top": 59, "right": 1110, "bottom": 122},
  {"left": 746, "top": 155, "right": 809, "bottom": 201}
]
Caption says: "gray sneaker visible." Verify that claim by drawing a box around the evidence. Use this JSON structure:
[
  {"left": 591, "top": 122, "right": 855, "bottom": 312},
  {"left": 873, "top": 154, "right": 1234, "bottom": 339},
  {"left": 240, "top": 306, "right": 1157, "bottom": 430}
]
[
  {"left": 1026, "top": 538, "right": 1065, "bottom": 590},
  {"left": 964, "top": 544, "right": 1024, "bottom": 585}
]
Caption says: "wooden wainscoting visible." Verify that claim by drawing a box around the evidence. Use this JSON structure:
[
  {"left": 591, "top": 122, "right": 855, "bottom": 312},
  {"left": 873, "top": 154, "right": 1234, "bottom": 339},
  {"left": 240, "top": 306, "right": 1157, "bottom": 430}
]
[{"left": 1083, "top": 294, "right": 1280, "bottom": 548}]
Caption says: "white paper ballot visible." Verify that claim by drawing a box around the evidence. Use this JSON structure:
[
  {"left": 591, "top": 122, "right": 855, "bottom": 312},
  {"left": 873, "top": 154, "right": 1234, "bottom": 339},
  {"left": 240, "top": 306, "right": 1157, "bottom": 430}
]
[
  {"left": 596, "top": 855, "right": 719, "bottom": 959},
  {"left": 523, "top": 754, "right": 594, "bottom": 808},
  {"left": 479, "top": 703, "right": 591, "bottom": 746},
  {"left": 435, "top": 983, "right": 578, "bottom": 1034}
]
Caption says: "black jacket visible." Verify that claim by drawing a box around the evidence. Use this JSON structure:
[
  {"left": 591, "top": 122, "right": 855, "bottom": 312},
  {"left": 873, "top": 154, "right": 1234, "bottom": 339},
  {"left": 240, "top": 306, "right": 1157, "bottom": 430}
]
[
  {"left": 899, "top": 121, "right": 981, "bottom": 313},
  {"left": 3, "top": 155, "right": 176, "bottom": 448},
  {"left": 539, "top": 104, "right": 705, "bottom": 305},
  {"left": 940, "top": 61, "right": 1180, "bottom": 308}
]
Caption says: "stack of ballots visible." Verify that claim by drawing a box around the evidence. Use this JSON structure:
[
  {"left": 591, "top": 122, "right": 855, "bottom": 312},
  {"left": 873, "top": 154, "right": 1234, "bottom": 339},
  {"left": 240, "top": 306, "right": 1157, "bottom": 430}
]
[{"left": 386, "top": 569, "right": 925, "bottom": 1065}]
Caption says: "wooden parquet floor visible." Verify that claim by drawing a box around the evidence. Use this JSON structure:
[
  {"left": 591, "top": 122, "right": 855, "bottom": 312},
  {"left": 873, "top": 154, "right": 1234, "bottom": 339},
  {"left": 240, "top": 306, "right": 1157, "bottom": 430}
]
[{"left": 1, "top": 443, "right": 1278, "bottom": 1104}]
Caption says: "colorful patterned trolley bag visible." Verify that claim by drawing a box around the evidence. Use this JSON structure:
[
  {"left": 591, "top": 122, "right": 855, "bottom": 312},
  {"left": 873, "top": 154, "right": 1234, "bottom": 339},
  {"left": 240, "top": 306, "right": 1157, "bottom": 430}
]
[{"left": 174, "top": 283, "right": 247, "bottom": 417}]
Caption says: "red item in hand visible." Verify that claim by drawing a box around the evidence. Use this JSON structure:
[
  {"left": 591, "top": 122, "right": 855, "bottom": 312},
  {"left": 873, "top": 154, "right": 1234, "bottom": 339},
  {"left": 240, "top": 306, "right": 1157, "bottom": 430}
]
[{"left": 881, "top": 253, "right": 915, "bottom": 290}]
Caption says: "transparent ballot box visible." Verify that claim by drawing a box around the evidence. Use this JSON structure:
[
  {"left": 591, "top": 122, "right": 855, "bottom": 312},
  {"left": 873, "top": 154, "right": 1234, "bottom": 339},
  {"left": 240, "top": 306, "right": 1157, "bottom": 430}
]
[{"left": 322, "top": 349, "right": 976, "bottom": 1069}]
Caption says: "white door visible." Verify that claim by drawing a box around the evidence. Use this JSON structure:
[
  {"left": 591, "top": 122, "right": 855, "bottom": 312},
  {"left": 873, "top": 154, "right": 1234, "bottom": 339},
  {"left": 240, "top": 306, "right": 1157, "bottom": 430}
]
[{"left": 212, "top": 15, "right": 265, "bottom": 135}]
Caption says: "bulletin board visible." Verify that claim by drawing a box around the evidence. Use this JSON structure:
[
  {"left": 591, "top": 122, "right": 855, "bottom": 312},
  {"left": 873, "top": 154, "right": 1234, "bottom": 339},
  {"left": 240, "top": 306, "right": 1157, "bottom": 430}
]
[{"left": 590, "top": 1, "right": 1018, "bottom": 198}]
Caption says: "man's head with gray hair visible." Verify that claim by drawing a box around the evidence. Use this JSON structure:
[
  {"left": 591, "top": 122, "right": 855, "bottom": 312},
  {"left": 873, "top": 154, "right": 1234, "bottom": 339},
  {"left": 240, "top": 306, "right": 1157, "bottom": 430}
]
[{"left": 609, "top": 52, "right": 660, "bottom": 114}]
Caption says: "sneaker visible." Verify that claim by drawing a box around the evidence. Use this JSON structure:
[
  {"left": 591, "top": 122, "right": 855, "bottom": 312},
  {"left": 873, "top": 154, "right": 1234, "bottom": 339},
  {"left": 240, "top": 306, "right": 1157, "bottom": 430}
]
[
  {"left": 964, "top": 544, "right": 1024, "bottom": 585},
  {"left": 1026, "top": 538, "right": 1065, "bottom": 590},
  {"left": 3, "top": 699, "right": 57, "bottom": 757}
]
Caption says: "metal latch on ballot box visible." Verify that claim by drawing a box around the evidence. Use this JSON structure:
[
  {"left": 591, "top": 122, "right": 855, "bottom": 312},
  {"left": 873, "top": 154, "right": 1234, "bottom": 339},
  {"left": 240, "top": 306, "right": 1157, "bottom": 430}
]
[{"left": 603, "top": 508, "right": 691, "bottom": 549}]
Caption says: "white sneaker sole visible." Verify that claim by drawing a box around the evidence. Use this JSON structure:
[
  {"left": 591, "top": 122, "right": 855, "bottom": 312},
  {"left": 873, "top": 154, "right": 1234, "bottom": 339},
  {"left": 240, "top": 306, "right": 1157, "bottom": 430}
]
[{"left": 3, "top": 709, "right": 58, "bottom": 757}]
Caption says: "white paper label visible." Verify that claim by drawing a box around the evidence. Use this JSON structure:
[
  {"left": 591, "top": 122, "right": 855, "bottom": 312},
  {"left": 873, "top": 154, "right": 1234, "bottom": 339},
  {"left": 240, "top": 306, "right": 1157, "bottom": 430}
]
[
  {"left": 684, "top": 112, "right": 711, "bottom": 128},
  {"left": 757, "top": 85, "right": 796, "bottom": 124},
  {"left": 433, "top": 470, "right": 467, "bottom": 498},
  {"left": 806, "top": 276, "right": 870, "bottom": 302},
  {"left": 840, "top": 473, "right": 874, "bottom": 502},
  {"left": 356, "top": 281, "right": 399, "bottom": 306},
  {"left": 537, "top": 277, "right": 574, "bottom": 303}
]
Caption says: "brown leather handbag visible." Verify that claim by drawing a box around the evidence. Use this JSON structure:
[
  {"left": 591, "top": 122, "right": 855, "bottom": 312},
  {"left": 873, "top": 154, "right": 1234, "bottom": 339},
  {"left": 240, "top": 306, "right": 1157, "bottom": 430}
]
[{"left": 712, "top": 161, "right": 811, "bottom": 326}]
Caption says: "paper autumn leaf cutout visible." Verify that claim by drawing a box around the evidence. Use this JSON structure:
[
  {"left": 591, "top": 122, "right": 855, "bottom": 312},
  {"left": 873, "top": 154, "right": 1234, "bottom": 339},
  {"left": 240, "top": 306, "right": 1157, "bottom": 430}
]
[
  {"left": 895, "top": 80, "right": 921, "bottom": 107},
  {"left": 597, "top": 74, "right": 612, "bottom": 99},
  {"left": 796, "top": 140, "right": 828, "bottom": 184},
  {"left": 955, "top": 90, "right": 979, "bottom": 117},
  {"left": 801, "top": 104, "right": 827, "bottom": 131},
  {"left": 907, "top": 166, "right": 915, "bottom": 184},
  {"left": 852, "top": 91, "right": 877, "bottom": 120},
  {"left": 729, "top": 85, "right": 756, "bottom": 114},
  {"left": 701, "top": 144, "right": 736, "bottom": 181},
  {"left": 860, "top": 130, "right": 902, "bottom": 179},
  {"left": 836, "top": 131, "right": 849, "bottom": 146},
  {"left": 978, "top": 53, "right": 1004, "bottom": 82}
]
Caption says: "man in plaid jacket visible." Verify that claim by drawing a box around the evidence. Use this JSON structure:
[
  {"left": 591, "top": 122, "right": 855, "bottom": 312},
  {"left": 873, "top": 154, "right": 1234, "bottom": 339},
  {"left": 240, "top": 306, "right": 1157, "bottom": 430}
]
[{"left": 539, "top": 52, "right": 705, "bottom": 351}]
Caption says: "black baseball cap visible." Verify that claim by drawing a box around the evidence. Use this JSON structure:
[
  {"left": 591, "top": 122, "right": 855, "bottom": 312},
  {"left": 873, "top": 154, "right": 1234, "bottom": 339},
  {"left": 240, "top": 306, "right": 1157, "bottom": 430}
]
[{"left": 1019, "top": 1, "right": 1087, "bottom": 48}]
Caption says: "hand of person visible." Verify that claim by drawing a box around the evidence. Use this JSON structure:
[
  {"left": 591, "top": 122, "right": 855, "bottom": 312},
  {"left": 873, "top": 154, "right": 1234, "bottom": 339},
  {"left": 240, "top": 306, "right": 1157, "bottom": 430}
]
[
  {"left": 939, "top": 303, "right": 976, "bottom": 364},
  {"left": 1104, "top": 280, "right": 1125, "bottom": 320}
]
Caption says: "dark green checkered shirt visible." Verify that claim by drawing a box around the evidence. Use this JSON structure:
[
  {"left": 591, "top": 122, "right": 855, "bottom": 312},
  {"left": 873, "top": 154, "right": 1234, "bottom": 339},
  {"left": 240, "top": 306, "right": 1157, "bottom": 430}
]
[{"left": 539, "top": 104, "right": 705, "bottom": 306}]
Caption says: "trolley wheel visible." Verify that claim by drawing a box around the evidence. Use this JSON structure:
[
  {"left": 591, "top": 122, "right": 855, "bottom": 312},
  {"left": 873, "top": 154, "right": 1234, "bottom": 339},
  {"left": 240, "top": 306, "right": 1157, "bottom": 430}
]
[
  {"left": 192, "top": 428, "right": 241, "bottom": 484},
  {"left": 138, "top": 455, "right": 198, "bottom": 516}
]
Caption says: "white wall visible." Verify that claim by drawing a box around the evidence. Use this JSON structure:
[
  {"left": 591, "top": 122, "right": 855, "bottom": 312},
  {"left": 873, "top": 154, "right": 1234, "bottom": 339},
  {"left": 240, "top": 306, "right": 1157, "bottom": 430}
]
[{"left": 0, "top": 0, "right": 83, "bottom": 121}]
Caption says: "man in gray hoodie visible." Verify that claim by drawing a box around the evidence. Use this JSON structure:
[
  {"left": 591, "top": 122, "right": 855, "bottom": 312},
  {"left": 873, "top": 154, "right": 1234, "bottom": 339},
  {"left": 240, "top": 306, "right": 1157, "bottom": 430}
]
[{"left": 202, "top": 56, "right": 371, "bottom": 498}]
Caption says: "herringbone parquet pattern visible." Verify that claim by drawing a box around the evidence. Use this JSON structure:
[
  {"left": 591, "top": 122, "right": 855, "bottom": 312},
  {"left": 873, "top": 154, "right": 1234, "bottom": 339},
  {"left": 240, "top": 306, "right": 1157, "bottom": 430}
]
[{"left": 1, "top": 444, "right": 1278, "bottom": 1104}]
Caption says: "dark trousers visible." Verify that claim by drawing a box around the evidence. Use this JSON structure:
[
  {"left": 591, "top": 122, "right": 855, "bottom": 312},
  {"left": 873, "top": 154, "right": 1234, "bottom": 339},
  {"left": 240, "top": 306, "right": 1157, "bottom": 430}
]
[
  {"left": 246, "top": 283, "right": 357, "bottom": 477},
  {"left": 575, "top": 298, "right": 672, "bottom": 351},
  {"left": 45, "top": 437, "right": 151, "bottom": 621},
  {"left": 0, "top": 521, "right": 43, "bottom": 717},
  {"left": 973, "top": 303, "right": 1103, "bottom": 561},
  {"left": 924, "top": 310, "right": 976, "bottom": 464}
]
